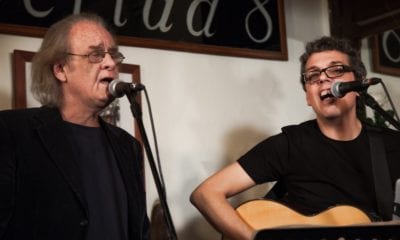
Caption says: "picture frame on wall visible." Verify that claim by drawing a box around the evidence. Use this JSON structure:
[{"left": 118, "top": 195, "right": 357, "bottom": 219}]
[
  {"left": 1, "top": 0, "right": 287, "bottom": 60},
  {"left": 12, "top": 49, "right": 142, "bottom": 140},
  {"left": 371, "top": 29, "right": 400, "bottom": 77}
]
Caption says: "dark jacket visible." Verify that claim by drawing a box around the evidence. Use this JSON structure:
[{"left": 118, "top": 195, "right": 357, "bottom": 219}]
[{"left": 0, "top": 107, "right": 149, "bottom": 240}]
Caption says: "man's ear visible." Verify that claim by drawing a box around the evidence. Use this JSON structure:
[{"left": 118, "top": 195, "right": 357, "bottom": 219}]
[{"left": 53, "top": 63, "right": 67, "bottom": 82}]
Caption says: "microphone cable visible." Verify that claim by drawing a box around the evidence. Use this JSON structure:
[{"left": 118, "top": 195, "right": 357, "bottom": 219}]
[{"left": 142, "top": 88, "right": 167, "bottom": 196}]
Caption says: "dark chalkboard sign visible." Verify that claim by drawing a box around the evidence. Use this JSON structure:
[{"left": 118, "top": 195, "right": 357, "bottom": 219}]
[
  {"left": 371, "top": 29, "right": 400, "bottom": 76},
  {"left": 0, "top": 0, "right": 287, "bottom": 60}
]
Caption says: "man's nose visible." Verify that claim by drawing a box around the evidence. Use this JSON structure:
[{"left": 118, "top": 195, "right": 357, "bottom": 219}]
[
  {"left": 102, "top": 53, "right": 117, "bottom": 70},
  {"left": 318, "top": 71, "right": 333, "bottom": 84}
]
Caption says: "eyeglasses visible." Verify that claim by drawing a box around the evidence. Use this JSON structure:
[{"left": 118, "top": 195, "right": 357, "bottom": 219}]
[
  {"left": 66, "top": 50, "right": 125, "bottom": 64},
  {"left": 302, "top": 65, "right": 353, "bottom": 84}
]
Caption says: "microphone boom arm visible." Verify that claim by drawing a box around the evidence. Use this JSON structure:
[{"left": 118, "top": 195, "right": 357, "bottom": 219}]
[{"left": 361, "top": 92, "right": 400, "bottom": 131}]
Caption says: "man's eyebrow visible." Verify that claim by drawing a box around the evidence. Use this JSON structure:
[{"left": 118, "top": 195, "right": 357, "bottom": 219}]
[
  {"left": 88, "top": 44, "right": 104, "bottom": 51},
  {"left": 87, "top": 44, "right": 118, "bottom": 52},
  {"left": 108, "top": 46, "right": 118, "bottom": 52},
  {"left": 305, "top": 65, "right": 321, "bottom": 72},
  {"left": 305, "top": 61, "right": 346, "bottom": 71},
  {"left": 330, "top": 61, "right": 345, "bottom": 65}
]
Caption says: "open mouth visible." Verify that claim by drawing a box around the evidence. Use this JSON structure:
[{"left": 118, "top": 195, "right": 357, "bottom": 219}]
[
  {"left": 100, "top": 77, "right": 114, "bottom": 84},
  {"left": 320, "top": 89, "right": 334, "bottom": 101}
]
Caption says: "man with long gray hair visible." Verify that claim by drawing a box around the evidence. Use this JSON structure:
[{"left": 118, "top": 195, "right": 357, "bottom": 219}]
[{"left": 0, "top": 13, "right": 149, "bottom": 240}]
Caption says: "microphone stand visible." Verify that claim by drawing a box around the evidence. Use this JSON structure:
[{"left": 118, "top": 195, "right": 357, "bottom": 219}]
[
  {"left": 126, "top": 89, "right": 178, "bottom": 240},
  {"left": 361, "top": 92, "right": 400, "bottom": 131}
]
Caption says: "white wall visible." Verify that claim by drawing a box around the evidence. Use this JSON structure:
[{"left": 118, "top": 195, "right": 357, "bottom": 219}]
[{"left": 1, "top": 0, "right": 399, "bottom": 239}]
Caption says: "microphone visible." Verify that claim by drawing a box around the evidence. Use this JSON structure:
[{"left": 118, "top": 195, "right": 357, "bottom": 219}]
[
  {"left": 108, "top": 79, "right": 145, "bottom": 98},
  {"left": 331, "top": 78, "right": 381, "bottom": 98}
]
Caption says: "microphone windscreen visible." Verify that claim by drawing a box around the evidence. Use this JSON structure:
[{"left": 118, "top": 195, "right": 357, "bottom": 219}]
[
  {"left": 108, "top": 79, "right": 125, "bottom": 98},
  {"left": 331, "top": 81, "right": 343, "bottom": 98}
]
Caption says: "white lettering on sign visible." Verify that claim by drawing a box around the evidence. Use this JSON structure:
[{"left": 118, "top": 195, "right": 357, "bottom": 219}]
[
  {"left": 382, "top": 30, "right": 400, "bottom": 63},
  {"left": 143, "top": 0, "right": 173, "bottom": 32},
  {"left": 245, "top": 0, "right": 272, "bottom": 43}
]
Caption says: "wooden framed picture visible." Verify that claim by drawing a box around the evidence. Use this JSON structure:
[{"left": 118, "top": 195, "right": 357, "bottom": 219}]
[
  {"left": 371, "top": 29, "right": 400, "bottom": 76},
  {"left": 1, "top": 0, "right": 287, "bottom": 60},
  {"left": 12, "top": 49, "right": 142, "bottom": 139}
]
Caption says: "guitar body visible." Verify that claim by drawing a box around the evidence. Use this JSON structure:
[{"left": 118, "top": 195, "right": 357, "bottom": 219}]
[
  {"left": 236, "top": 199, "right": 372, "bottom": 230},
  {"left": 222, "top": 199, "right": 373, "bottom": 239}
]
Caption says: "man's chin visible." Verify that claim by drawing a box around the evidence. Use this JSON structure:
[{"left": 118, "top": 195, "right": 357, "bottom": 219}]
[
  {"left": 96, "top": 97, "right": 115, "bottom": 111},
  {"left": 321, "top": 112, "right": 343, "bottom": 121},
  {"left": 315, "top": 108, "right": 342, "bottom": 120}
]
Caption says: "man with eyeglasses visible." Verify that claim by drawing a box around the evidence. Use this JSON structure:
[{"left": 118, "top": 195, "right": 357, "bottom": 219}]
[
  {"left": 0, "top": 13, "right": 149, "bottom": 240},
  {"left": 191, "top": 36, "right": 400, "bottom": 240}
]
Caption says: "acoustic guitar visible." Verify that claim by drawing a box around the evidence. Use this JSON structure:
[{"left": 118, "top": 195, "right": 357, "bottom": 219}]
[{"left": 223, "top": 199, "right": 372, "bottom": 239}]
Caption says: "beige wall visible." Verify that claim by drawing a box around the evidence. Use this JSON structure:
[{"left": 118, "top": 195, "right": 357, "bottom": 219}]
[{"left": 1, "top": 0, "right": 399, "bottom": 239}]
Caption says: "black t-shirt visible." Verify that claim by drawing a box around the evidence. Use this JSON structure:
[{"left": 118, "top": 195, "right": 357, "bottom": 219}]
[
  {"left": 238, "top": 120, "right": 400, "bottom": 219},
  {"left": 68, "top": 122, "right": 128, "bottom": 240}
]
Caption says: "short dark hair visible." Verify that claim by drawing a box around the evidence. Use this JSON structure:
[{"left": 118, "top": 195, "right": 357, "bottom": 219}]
[{"left": 299, "top": 36, "right": 366, "bottom": 90}]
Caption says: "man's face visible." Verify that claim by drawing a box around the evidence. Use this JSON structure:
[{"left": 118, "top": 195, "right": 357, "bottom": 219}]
[
  {"left": 55, "top": 21, "right": 119, "bottom": 110},
  {"left": 304, "top": 50, "right": 358, "bottom": 120}
]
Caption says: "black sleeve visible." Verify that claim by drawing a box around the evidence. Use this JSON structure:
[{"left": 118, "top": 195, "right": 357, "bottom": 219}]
[
  {"left": 382, "top": 128, "right": 400, "bottom": 185},
  {"left": 237, "top": 133, "right": 289, "bottom": 184},
  {"left": 0, "top": 115, "right": 16, "bottom": 238}
]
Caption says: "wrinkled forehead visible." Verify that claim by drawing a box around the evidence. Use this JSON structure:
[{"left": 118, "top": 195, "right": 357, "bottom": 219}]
[{"left": 68, "top": 21, "right": 116, "bottom": 52}]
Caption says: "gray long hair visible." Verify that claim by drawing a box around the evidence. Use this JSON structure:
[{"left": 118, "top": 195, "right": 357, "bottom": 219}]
[{"left": 31, "top": 13, "right": 113, "bottom": 107}]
